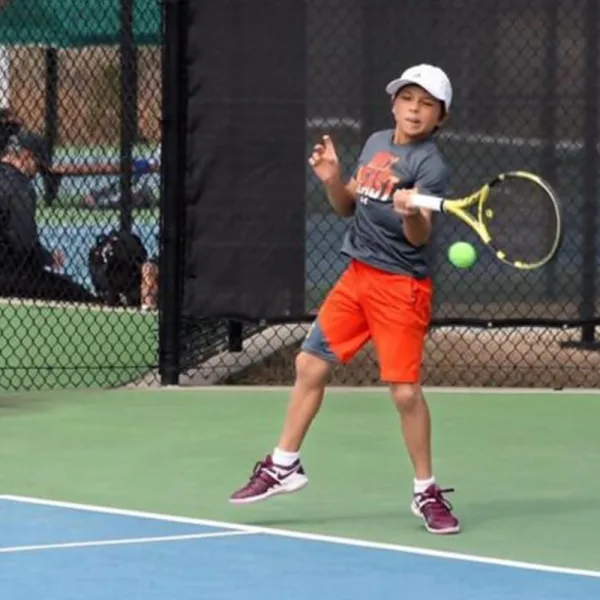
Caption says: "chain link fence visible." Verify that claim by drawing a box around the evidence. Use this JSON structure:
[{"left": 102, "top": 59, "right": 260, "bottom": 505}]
[
  {"left": 180, "top": 0, "right": 600, "bottom": 388},
  {"left": 1, "top": 0, "right": 599, "bottom": 391},
  {"left": 0, "top": 0, "right": 161, "bottom": 390}
]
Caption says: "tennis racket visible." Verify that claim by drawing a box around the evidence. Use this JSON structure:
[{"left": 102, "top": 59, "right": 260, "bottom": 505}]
[{"left": 410, "top": 171, "right": 563, "bottom": 270}]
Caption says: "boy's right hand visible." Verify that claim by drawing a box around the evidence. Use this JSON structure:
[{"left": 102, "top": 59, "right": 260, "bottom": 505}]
[{"left": 308, "top": 135, "right": 340, "bottom": 184}]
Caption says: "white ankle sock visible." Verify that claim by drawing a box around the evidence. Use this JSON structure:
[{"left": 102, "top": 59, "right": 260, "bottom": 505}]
[
  {"left": 272, "top": 447, "right": 299, "bottom": 468},
  {"left": 414, "top": 476, "right": 436, "bottom": 495}
]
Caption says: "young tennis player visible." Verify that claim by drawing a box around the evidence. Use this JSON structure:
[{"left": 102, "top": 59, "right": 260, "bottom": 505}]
[{"left": 230, "top": 64, "right": 460, "bottom": 535}]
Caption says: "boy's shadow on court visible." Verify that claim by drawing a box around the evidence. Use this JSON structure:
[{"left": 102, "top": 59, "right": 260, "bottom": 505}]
[
  {"left": 0, "top": 394, "right": 52, "bottom": 418},
  {"left": 243, "top": 496, "right": 593, "bottom": 531},
  {"left": 455, "top": 494, "right": 594, "bottom": 529},
  {"left": 245, "top": 509, "right": 402, "bottom": 530}
]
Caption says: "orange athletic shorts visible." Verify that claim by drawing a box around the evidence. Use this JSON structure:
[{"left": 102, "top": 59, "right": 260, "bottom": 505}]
[{"left": 302, "top": 260, "right": 433, "bottom": 383}]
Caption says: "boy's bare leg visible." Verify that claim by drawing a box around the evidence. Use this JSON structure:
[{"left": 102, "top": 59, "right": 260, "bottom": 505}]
[
  {"left": 276, "top": 352, "right": 330, "bottom": 452},
  {"left": 390, "top": 383, "right": 460, "bottom": 535},
  {"left": 229, "top": 352, "right": 330, "bottom": 504},
  {"left": 390, "top": 383, "right": 432, "bottom": 481}
]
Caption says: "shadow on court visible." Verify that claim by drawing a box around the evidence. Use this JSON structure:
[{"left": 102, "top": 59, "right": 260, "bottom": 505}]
[
  {"left": 0, "top": 394, "right": 51, "bottom": 416},
  {"left": 460, "top": 495, "right": 596, "bottom": 529},
  {"left": 239, "top": 493, "right": 593, "bottom": 534},
  {"left": 239, "top": 508, "right": 407, "bottom": 530}
]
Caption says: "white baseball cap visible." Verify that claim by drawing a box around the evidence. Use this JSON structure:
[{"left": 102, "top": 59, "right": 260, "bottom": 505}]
[{"left": 385, "top": 64, "right": 453, "bottom": 111}]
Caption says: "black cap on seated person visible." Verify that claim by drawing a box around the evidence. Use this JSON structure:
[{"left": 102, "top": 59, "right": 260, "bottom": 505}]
[{"left": 4, "top": 130, "right": 51, "bottom": 169}]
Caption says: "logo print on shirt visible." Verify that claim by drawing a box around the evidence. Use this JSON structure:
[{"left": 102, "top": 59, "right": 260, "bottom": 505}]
[{"left": 355, "top": 152, "right": 400, "bottom": 203}]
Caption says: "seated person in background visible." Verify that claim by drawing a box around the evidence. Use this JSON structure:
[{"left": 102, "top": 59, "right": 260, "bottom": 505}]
[
  {"left": 0, "top": 108, "right": 22, "bottom": 156},
  {"left": 0, "top": 130, "right": 98, "bottom": 304},
  {"left": 80, "top": 153, "right": 159, "bottom": 210},
  {"left": 88, "top": 229, "right": 159, "bottom": 311},
  {"left": 50, "top": 148, "right": 160, "bottom": 210},
  {"left": 140, "top": 259, "right": 158, "bottom": 310},
  {"left": 50, "top": 149, "right": 160, "bottom": 309}
]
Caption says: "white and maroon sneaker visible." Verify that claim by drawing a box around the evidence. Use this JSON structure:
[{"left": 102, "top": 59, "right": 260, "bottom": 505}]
[
  {"left": 411, "top": 484, "right": 461, "bottom": 534},
  {"left": 229, "top": 455, "right": 308, "bottom": 504}
]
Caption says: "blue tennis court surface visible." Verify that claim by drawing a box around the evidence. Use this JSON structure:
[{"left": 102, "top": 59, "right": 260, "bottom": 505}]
[{"left": 1, "top": 495, "right": 598, "bottom": 599}]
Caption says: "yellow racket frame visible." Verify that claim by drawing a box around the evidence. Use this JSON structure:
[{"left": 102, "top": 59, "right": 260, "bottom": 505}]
[{"left": 415, "top": 171, "right": 563, "bottom": 270}]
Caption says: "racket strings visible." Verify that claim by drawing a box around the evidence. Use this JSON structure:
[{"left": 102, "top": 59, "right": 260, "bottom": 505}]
[{"left": 482, "top": 177, "right": 560, "bottom": 265}]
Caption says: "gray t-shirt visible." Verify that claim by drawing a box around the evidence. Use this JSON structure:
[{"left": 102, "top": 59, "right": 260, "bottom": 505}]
[{"left": 340, "top": 129, "right": 449, "bottom": 278}]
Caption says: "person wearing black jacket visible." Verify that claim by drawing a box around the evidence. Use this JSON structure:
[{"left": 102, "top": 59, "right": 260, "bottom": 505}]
[
  {"left": 0, "top": 130, "right": 98, "bottom": 303},
  {"left": 0, "top": 109, "right": 22, "bottom": 156}
]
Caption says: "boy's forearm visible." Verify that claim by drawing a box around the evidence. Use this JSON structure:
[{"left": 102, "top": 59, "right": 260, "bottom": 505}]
[
  {"left": 324, "top": 177, "right": 356, "bottom": 217},
  {"left": 402, "top": 210, "right": 432, "bottom": 246}
]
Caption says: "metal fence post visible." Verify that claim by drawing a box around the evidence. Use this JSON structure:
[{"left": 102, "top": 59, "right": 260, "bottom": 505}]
[{"left": 159, "top": 0, "right": 187, "bottom": 385}]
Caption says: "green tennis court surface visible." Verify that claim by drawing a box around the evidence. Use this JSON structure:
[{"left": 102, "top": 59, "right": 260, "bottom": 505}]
[{"left": 0, "top": 387, "right": 598, "bottom": 572}]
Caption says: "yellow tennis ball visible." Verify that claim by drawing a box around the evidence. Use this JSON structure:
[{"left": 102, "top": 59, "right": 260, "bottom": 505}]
[{"left": 448, "top": 241, "right": 477, "bottom": 269}]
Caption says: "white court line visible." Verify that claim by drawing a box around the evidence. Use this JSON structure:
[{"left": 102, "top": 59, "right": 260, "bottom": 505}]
[
  {"left": 0, "top": 529, "right": 253, "bottom": 554},
  {"left": 1, "top": 494, "right": 599, "bottom": 579}
]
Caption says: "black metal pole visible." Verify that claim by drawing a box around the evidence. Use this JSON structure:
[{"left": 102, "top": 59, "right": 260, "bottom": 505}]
[
  {"left": 541, "top": 0, "right": 558, "bottom": 300},
  {"left": 227, "top": 321, "right": 243, "bottom": 352},
  {"left": 119, "top": 0, "right": 137, "bottom": 233},
  {"left": 579, "top": 0, "right": 598, "bottom": 345},
  {"left": 560, "top": 0, "right": 599, "bottom": 352},
  {"left": 158, "top": 0, "right": 187, "bottom": 385},
  {"left": 43, "top": 47, "right": 59, "bottom": 206}
]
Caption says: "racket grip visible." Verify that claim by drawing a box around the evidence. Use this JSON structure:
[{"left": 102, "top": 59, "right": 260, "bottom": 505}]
[{"left": 410, "top": 193, "right": 444, "bottom": 212}]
